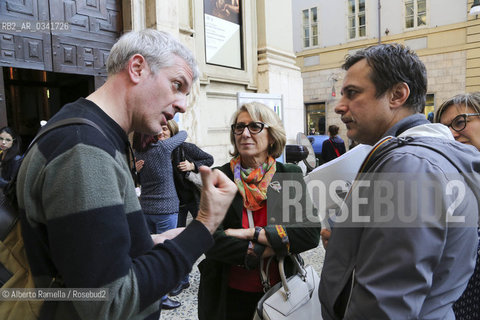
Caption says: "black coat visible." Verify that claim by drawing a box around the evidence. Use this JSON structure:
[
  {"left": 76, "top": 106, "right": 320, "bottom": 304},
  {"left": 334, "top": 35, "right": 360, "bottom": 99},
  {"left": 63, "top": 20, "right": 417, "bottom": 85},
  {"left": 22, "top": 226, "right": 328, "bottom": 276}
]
[
  {"left": 0, "top": 154, "right": 22, "bottom": 188},
  {"left": 171, "top": 142, "right": 213, "bottom": 205},
  {"left": 321, "top": 137, "right": 346, "bottom": 163}
]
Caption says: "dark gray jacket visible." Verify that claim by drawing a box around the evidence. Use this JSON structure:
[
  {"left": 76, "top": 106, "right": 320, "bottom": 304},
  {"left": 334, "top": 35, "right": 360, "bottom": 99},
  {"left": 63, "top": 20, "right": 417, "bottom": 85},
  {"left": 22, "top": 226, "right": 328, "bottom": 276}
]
[{"left": 319, "top": 114, "right": 480, "bottom": 320}]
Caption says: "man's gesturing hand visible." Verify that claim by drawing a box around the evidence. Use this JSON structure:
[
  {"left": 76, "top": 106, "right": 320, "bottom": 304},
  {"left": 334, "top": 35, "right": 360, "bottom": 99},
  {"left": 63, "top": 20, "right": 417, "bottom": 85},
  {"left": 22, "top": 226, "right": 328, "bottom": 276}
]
[{"left": 195, "top": 166, "right": 237, "bottom": 233}]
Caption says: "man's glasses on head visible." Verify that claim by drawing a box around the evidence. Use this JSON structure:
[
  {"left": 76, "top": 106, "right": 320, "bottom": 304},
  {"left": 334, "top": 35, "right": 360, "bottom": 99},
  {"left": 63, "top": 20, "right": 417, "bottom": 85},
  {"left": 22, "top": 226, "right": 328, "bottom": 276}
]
[
  {"left": 447, "top": 113, "right": 480, "bottom": 132},
  {"left": 231, "top": 122, "right": 269, "bottom": 135}
]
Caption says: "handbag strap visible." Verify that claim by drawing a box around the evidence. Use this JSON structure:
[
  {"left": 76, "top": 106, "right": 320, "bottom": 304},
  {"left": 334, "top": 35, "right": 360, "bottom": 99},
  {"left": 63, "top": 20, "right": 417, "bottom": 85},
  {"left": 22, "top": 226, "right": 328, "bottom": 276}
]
[
  {"left": 259, "top": 254, "right": 307, "bottom": 296},
  {"left": 275, "top": 255, "right": 307, "bottom": 299},
  {"left": 248, "top": 209, "right": 274, "bottom": 291},
  {"left": 247, "top": 209, "right": 254, "bottom": 229},
  {"left": 328, "top": 138, "right": 341, "bottom": 157},
  {"left": 281, "top": 255, "right": 307, "bottom": 299},
  {"left": 259, "top": 255, "right": 274, "bottom": 291}
]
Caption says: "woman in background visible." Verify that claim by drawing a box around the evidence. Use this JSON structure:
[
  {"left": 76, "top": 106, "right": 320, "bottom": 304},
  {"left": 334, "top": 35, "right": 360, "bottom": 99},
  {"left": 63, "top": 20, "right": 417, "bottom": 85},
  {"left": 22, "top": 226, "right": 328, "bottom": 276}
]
[
  {"left": 168, "top": 120, "right": 214, "bottom": 296},
  {"left": 321, "top": 124, "right": 346, "bottom": 162},
  {"left": 133, "top": 123, "right": 187, "bottom": 311},
  {"left": 435, "top": 92, "right": 480, "bottom": 320},
  {"left": 0, "top": 126, "right": 22, "bottom": 190}
]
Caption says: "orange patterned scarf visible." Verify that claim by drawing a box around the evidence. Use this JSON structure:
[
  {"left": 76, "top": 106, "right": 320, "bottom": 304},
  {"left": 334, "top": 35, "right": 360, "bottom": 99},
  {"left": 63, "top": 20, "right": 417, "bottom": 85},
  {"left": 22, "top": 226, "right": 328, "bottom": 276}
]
[{"left": 230, "top": 156, "right": 276, "bottom": 211}]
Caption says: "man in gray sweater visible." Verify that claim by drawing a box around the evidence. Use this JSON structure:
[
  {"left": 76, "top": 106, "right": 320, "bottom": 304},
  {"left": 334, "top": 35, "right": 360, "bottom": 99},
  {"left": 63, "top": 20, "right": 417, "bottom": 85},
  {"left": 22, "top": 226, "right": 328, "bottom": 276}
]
[{"left": 16, "top": 29, "right": 236, "bottom": 320}]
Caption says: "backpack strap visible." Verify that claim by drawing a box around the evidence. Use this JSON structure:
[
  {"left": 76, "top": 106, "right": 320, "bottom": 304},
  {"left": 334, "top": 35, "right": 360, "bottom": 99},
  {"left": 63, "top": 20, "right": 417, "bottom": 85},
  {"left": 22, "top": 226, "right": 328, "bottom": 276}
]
[
  {"left": 1, "top": 117, "right": 107, "bottom": 240},
  {"left": 30, "top": 117, "right": 107, "bottom": 151},
  {"left": 342, "top": 135, "right": 463, "bottom": 204},
  {"left": 360, "top": 136, "right": 462, "bottom": 174}
]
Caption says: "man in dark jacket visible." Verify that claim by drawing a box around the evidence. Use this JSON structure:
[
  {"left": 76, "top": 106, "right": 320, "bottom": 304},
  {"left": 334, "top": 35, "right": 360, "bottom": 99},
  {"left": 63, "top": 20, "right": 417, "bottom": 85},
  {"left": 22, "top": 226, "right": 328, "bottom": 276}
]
[
  {"left": 319, "top": 44, "right": 480, "bottom": 319},
  {"left": 321, "top": 124, "right": 346, "bottom": 162}
]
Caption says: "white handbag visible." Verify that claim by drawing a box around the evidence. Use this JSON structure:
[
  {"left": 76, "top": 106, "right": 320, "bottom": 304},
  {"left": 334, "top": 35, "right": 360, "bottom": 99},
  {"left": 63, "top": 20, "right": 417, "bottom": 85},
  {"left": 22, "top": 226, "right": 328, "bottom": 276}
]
[{"left": 253, "top": 254, "right": 322, "bottom": 320}]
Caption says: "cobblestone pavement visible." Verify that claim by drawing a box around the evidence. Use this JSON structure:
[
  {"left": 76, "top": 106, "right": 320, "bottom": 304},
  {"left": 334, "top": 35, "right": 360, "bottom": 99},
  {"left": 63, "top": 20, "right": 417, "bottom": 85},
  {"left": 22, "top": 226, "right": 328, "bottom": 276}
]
[{"left": 160, "top": 244, "right": 326, "bottom": 320}]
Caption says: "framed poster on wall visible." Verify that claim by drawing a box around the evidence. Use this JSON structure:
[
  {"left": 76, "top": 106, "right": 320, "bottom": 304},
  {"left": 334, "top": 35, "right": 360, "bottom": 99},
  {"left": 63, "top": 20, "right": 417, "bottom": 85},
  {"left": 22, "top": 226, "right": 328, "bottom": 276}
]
[{"left": 203, "top": 0, "right": 242, "bottom": 69}]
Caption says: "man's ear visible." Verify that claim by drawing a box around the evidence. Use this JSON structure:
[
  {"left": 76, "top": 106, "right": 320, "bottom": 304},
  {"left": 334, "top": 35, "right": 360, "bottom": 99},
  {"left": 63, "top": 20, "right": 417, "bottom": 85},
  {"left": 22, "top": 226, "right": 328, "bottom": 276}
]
[
  {"left": 127, "top": 54, "right": 147, "bottom": 84},
  {"left": 390, "top": 82, "right": 410, "bottom": 109}
]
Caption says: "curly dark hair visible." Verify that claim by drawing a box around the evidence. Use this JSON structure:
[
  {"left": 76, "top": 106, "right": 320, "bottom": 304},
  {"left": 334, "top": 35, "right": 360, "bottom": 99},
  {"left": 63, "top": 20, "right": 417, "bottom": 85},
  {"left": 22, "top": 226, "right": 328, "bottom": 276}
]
[{"left": 343, "top": 43, "right": 427, "bottom": 113}]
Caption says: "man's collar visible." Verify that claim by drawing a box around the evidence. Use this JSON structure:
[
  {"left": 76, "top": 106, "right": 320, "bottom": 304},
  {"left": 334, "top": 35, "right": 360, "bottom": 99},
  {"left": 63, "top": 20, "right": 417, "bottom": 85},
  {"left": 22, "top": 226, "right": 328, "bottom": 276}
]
[{"left": 382, "top": 113, "right": 429, "bottom": 138}]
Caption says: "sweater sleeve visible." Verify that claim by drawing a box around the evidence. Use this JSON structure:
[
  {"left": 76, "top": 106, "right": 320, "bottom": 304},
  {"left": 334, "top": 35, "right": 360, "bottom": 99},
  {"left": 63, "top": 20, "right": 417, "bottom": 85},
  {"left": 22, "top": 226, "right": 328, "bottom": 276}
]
[
  {"left": 162, "top": 131, "right": 187, "bottom": 152},
  {"left": 20, "top": 143, "right": 213, "bottom": 320},
  {"left": 183, "top": 143, "right": 214, "bottom": 172}
]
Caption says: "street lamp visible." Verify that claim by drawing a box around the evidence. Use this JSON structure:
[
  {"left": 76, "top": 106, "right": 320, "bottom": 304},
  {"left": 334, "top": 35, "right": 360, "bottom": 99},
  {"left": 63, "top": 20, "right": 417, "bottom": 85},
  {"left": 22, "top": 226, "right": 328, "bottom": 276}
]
[{"left": 470, "top": 0, "right": 480, "bottom": 17}]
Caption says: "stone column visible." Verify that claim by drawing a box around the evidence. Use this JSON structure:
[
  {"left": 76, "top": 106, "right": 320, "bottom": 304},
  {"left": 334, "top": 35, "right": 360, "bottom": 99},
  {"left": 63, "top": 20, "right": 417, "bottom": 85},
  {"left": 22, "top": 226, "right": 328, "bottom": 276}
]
[{"left": 256, "top": 0, "right": 305, "bottom": 143}]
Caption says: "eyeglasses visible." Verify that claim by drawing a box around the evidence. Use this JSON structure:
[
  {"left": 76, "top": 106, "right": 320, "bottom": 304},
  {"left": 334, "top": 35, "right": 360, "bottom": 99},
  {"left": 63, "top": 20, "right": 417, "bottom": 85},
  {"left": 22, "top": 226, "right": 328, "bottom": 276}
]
[
  {"left": 446, "top": 113, "right": 480, "bottom": 132},
  {"left": 0, "top": 138, "right": 13, "bottom": 143},
  {"left": 231, "top": 122, "right": 269, "bottom": 135}
]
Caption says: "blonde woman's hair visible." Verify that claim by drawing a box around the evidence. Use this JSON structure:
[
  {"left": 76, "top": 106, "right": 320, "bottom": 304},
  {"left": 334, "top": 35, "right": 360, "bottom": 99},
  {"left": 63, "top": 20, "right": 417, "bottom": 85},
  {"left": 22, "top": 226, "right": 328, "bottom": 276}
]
[
  {"left": 167, "top": 119, "right": 179, "bottom": 136},
  {"left": 434, "top": 92, "right": 480, "bottom": 123},
  {"left": 230, "top": 102, "right": 286, "bottom": 159}
]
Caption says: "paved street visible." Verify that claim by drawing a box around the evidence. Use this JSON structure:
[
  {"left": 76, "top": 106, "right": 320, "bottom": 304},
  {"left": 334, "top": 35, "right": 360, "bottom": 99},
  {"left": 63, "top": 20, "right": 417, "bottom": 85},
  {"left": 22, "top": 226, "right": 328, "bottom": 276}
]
[{"left": 160, "top": 244, "right": 326, "bottom": 320}]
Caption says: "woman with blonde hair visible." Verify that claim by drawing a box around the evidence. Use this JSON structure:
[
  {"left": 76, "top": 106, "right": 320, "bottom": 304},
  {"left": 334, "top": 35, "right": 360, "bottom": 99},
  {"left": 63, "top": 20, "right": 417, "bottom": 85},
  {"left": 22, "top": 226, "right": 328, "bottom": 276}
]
[{"left": 198, "top": 102, "right": 320, "bottom": 320}]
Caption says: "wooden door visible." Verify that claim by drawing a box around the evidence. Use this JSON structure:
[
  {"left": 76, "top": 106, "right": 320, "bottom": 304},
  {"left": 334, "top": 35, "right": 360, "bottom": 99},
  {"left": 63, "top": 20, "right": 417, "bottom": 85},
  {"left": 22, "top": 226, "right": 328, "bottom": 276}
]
[
  {"left": 0, "top": 0, "right": 53, "bottom": 71},
  {"left": 50, "top": 0, "right": 122, "bottom": 76},
  {"left": 0, "top": 0, "right": 122, "bottom": 76}
]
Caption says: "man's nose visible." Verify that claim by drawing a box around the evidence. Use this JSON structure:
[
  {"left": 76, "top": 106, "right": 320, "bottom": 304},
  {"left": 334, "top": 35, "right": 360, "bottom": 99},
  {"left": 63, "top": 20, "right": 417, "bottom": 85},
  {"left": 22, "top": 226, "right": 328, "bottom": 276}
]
[
  {"left": 334, "top": 100, "right": 347, "bottom": 115},
  {"left": 173, "top": 95, "right": 187, "bottom": 114}
]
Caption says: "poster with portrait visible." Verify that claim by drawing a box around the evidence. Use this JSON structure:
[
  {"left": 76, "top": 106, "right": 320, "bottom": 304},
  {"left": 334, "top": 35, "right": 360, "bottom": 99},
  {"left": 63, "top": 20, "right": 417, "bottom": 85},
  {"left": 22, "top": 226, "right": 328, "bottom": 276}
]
[{"left": 204, "top": 0, "right": 242, "bottom": 69}]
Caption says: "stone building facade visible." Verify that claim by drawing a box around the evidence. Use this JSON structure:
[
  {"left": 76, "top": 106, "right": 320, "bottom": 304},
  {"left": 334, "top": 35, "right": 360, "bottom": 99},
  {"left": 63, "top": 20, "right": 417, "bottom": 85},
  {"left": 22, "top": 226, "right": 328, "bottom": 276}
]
[{"left": 291, "top": 0, "right": 479, "bottom": 147}]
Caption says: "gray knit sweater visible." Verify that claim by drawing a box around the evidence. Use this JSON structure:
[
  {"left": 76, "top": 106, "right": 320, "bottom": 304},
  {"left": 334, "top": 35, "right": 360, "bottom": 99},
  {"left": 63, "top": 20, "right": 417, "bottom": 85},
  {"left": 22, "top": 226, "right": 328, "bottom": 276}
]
[{"left": 136, "top": 131, "right": 187, "bottom": 215}]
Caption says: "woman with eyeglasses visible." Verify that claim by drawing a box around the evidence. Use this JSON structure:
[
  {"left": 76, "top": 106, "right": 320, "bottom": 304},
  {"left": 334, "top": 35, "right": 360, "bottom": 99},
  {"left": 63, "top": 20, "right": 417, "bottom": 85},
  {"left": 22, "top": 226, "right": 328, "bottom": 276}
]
[
  {"left": 435, "top": 92, "right": 480, "bottom": 320},
  {"left": 0, "top": 126, "right": 22, "bottom": 190},
  {"left": 197, "top": 102, "right": 320, "bottom": 320}
]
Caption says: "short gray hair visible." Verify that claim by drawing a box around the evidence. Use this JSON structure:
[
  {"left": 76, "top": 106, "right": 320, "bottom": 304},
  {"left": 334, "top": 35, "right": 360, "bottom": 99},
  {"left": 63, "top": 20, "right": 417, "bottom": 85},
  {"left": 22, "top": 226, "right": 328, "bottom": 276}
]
[
  {"left": 230, "top": 102, "right": 286, "bottom": 159},
  {"left": 106, "top": 29, "right": 199, "bottom": 80}
]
